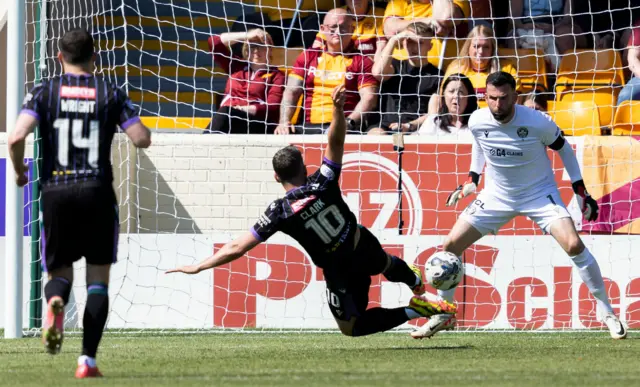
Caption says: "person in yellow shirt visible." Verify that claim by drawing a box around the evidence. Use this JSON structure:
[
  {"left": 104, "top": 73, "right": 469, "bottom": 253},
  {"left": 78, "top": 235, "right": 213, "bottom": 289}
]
[
  {"left": 230, "top": 0, "right": 334, "bottom": 49},
  {"left": 429, "top": 25, "right": 521, "bottom": 113},
  {"left": 383, "top": 0, "right": 470, "bottom": 69},
  {"left": 383, "top": 0, "right": 470, "bottom": 38},
  {"left": 303, "top": 0, "right": 387, "bottom": 59},
  {"left": 275, "top": 9, "right": 379, "bottom": 134}
]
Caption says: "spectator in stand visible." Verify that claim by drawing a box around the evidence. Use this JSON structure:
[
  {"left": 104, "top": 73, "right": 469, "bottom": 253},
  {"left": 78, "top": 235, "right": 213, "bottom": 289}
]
[
  {"left": 522, "top": 91, "right": 548, "bottom": 112},
  {"left": 507, "top": 0, "right": 587, "bottom": 55},
  {"left": 430, "top": 25, "right": 520, "bottom": 113},
  {"left": 574, "top": 0, "right": 640, "bottom": 51},
  {"left": 383, "top": 0, "right": 470, "bottom": 38},
  {"left": 206, "top": 30, "right": 285, "bottom": 134},
  {"left": 368, "top": 22, "right": 441, "bottom": 135},
  {"left": 303, "top": 0, "right": 387, "bottom": 60},
  {"left": 418, "top": 73, "right": 477, "bottom": 136},
  {"left": 618, "top": 20, "right": 640, "bottom": 104},
  {"left": 230, "top": 0, "right": 334, "bottom": 50},
  {"left": 574, "top": 0, "right": 640, "bottom": 80},
  {"left": 276, "top": 8, "right": 379, "bottom": 135},
  {"left": 469, "top": 0, "right": 493, "bottom": 29}
]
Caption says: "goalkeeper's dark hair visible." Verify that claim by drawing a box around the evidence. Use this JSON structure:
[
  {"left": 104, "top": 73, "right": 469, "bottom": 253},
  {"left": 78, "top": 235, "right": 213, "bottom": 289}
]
[
  {"left": 486, "top": 71, "right": 517, "bottom": 90},
  {"left": 272, "top": 145, "right": 305, "bottom": 183},
  {"left": 59, "top": 28, "right": 94, "bottom": 65}
]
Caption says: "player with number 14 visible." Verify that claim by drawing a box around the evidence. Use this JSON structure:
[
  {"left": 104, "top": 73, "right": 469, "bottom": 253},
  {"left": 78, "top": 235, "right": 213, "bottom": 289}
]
[{"left": 8, "top": 28, "right": 151, "bottom": 377}]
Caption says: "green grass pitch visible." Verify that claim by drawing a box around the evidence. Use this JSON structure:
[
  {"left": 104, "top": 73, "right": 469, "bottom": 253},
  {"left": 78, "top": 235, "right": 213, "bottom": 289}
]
[{"left": 1, "top": 332, "right": 638, "bottom": 386}]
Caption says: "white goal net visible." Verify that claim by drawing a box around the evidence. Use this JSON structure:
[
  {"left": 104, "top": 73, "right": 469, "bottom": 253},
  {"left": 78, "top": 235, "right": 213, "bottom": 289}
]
[{"left": 13, "top": 0, "right": 640, "bottom": 333}]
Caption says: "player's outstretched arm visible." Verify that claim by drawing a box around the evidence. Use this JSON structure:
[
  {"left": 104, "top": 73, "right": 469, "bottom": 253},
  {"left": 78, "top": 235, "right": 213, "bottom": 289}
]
[
  {"left": 446, "top": 136, "right": 485, "bottom": 207},
  {"left": 8, "top": 112, "right": 38, "bottom": 187},
  {"left": 324, "top": 84, "right": 347, "bottom": 165},
  {"left": 165, "top": 232, "right": 261, "bottom": 275},
  {"left": 548, "top": 135, "right": 599, "bottom": 221}
]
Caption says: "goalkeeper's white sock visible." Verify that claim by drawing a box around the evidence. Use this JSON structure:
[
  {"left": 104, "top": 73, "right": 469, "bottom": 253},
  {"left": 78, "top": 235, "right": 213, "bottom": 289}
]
[{"left": 571, "top": 248, "right": 615, "bottom": 316}]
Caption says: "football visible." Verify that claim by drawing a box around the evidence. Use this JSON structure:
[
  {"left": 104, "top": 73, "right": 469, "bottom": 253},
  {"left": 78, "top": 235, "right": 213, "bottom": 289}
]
[{"left": 424, "top": 251, "right": 464, "bottom": 290}]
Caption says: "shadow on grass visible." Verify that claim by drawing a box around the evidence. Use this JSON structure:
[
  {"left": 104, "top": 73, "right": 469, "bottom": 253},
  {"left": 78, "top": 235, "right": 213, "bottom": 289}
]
[
  {"left": 337, "top": 345, "right": 473, "bottom": 351},
  {"left": 0, "top": 349, "right": 38, "bottom": 354}
]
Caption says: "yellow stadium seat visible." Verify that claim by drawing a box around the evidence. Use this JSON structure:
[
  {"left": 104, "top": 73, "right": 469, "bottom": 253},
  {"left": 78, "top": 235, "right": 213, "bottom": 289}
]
[
  {"left": 555, "top": 49, "right": 625, "bottom": 95},
  {"left": 436, "top": 38, "right": 464, "bottom": 71},
  {"left": 556, "top": 87, "right": 620, "bottom": 127},
  {"left": 140, "top": 117, "right": 210, "bottom": 130},
  {"left": 547, "top": 101, "right": 555, "bottom": 111},
  {"left": 499, "top": 48, "right": 548, "bottom": 91},
  {"left": 612, "top": 100, "right": 640, "bottom": 136},
  {"left": 549, "top": 100, "right": 601, "bottom": 136}
]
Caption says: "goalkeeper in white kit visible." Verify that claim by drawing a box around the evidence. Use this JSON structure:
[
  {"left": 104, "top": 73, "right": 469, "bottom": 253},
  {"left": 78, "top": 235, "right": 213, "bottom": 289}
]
[{"left": 412, "top": 71, "right": 627, "bottom": 340}]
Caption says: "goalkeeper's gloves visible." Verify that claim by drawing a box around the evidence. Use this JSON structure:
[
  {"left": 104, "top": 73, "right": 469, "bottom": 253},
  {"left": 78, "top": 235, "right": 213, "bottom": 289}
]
[
  {"left": 446, "top": 174, "right": 478, "bottom": 207},
  {"left": 572, "top": 180, "right": 599, "bottom": 222}
]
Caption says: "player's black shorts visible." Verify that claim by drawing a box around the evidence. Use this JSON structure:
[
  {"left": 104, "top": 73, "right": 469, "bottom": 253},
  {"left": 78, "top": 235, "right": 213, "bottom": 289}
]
[
  {"left": 41, "top": 181, "right": 119, "bottom": 272},
  {"left": 323, "top": 225, "right": 390, "bottom": 321}
]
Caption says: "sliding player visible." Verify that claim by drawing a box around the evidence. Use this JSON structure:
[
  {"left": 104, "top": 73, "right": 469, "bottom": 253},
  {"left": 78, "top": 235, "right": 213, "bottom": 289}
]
[
  {"left": 8, "top": 28, "right": 152, "bottom": 377},
  {"left": 167, "top": 85, "right": 456, "bottom": 335},
  {"left": 412, "top": 71, "right": 627, "bottom": 340}
]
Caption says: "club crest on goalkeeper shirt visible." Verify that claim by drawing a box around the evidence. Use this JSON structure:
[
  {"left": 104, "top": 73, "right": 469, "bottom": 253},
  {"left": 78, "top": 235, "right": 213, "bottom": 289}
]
[{"left": 468, "top": 105, "right": 563, "bottom": 201}]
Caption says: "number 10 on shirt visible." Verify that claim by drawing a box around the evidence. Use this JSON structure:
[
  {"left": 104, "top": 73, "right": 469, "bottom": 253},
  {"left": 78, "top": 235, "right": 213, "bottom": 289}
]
[{"left": 303, "top": 204, "right": 346, "bottom": 244}]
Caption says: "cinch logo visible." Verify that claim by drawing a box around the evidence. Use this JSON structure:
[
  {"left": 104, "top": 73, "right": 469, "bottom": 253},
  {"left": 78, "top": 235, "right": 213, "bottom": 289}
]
[
  {"left": 291, "top": 195, "right": 316, "bottom": 214},
  {"left": 308, "top": 66, "right": 354, "bottom": 81},
  {"left": 60, "top": 86, "right": 96, "bottom": 99},
  {"left": 490, "top": 148, "right": 523, "bottom": 157},
  {"left": 340, "top": 152, "right": 423, "bottom": 236}
]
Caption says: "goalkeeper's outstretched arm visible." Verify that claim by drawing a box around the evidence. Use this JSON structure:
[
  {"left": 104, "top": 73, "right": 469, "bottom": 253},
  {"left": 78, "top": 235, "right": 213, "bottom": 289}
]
[
  {"left": 446, "top": 136, "right": 485, "bottom": 207},
  {"left": 547, "top": 134, "right": 599, "bottom": 221},
  {"left": 165, "top": 232, "right": 261, "bottom": 275},
  {"left": 324, "top": 84, "right": 347, "bottom": 165}
]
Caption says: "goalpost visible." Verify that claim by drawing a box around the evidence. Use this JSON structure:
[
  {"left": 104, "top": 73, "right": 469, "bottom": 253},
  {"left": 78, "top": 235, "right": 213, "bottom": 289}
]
[
  {"left": 4, "top": 0, "right": 25, "bottom": 339},
  {"left": 5, "top": 0, "right": 640, "bottom": 334}
]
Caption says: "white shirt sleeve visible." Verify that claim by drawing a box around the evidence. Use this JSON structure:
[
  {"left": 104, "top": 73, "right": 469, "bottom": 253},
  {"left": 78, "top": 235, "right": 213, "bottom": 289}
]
[
  {"left": 467, "top": 110, "right": 480, "bottom": 131},
  {"left": 469, "top": 135, "right": 486, "bottom": 175},
  {"left": 466, "top": 111, "right": 485, "bottom": 174},
  {"left": 556, "top": 140, "right": 583, "bottom": 183},
  {"left": 538, "top": 111, "right": 562, "bottom": 146}
]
